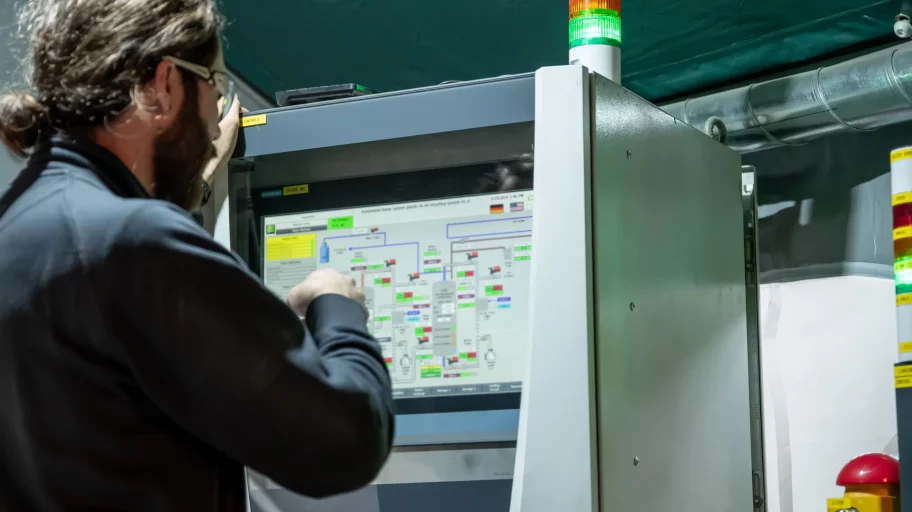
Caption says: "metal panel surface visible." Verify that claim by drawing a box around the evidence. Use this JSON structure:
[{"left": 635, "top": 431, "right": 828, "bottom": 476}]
[
  {"left": 372, "top": 446, "right": 515, "bottom": 485},
  {"left": 394, "top": 410, "right": 519, "bottom": 446},
  {"left": 511, "top": 65, "right": 598, "bottom": 512},
  {"left": 235, "top": 74, "right": 534, "bottom": 158},
  {"left": 590, "top": 74, "right": 753, "bottom": 511},
  {"left": 250, "top": 447, "right": 515, "bottom": 489}
]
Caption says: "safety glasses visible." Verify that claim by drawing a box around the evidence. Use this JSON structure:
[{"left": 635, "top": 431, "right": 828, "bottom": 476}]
[{"left": 163, "top": 55, "right": 232, "bottom": 116}]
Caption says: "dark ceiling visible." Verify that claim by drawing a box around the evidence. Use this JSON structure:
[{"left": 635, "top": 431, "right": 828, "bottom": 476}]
[{"left": 221, "top": 0, "right": 901, "bottom": 104}]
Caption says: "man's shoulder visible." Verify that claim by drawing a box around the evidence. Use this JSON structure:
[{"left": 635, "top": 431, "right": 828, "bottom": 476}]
[
  {"left": 2, "top": 168, "right": 234, "bottom": 268},
  {"left": 57, "top": 180, "right": 199, "bottom": 249},
  {"left": 108, "top": 199, "right": 204, "bottom": 247},
  {"left": 103, "top": 197, "right": 245, "bottom": 271},
  {"left": 41, "top": 177, "right": 216, "bottom": 271}
]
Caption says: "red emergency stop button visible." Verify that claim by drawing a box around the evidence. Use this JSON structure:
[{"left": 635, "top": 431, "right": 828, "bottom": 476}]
[{"left": 836, "top": 453, "right": 899, "bottom": 485}]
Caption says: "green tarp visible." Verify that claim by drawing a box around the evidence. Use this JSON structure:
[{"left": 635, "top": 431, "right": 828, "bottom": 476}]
[{"left": 222, "top": 0, "right": 901, "bottom": 103}]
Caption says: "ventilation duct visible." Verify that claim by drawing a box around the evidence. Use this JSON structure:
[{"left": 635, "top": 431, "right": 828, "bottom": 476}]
[{"left": 662, "top": 43, "right": 912, "bottom": 153}]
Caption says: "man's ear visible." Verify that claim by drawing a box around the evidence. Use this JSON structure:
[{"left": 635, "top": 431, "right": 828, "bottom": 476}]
[{"left": 147, "top": 60, "right": 183, "bottom": 131}]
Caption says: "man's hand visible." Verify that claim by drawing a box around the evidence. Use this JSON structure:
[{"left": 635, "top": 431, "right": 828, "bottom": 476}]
[
  {"left": 202, "top": 96, "right": 244, "bottom": 185},
  {"left": 287, "top": 269, "right": 366, "bottom": 317}
]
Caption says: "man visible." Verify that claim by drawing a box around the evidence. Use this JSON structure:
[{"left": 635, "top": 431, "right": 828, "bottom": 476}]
[{"left": 0, "top": 1, "right": 394, "bottom": 511}]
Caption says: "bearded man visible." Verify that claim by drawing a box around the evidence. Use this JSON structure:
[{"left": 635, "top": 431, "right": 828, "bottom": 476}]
[{"left": 0, "top": 1, "right": 394, "bottom": 511}]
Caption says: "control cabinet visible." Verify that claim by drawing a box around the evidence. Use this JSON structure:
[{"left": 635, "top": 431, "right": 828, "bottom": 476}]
[{"left": 216, "top": 66, "right": 759, "bottom": 512}]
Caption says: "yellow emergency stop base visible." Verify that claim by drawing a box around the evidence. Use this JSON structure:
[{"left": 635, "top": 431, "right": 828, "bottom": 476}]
[{"left": 828, "top": 488, "right": 898, "bottom": 512}]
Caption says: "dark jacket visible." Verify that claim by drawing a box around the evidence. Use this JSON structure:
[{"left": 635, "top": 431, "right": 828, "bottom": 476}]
[{"left": 0, "top": 137, "right": 394, "bottom": 511}]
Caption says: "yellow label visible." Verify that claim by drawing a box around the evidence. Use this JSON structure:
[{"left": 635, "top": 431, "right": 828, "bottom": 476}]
[
  {"left": 895, "top": 193, "right": 912, "bottom": 206},
  {"left": 282, "top": 184, "right": 309, "bottom": 196},
  {"left": 894, "top": 227, "right": 912, "bottom": 240},
  {"left": 897, "top": 367, "right": 912, "bottom": 389},
  {"left": 826, "top": 497, "right": 850, "bottom": 509},
  {"left": 898, "top": 293, "right": 912, "bottom": 306},
  {"left": 892, "top": 148, "right": 912, "bottom": 163},
  {"left": 897, "top": 260, "right": 912, "bottom": 272},
  {"left": 265, "top": 234, "right": 316, "bottom": 262},
  {"left": 896, "top": 366, "right": 912, "bottom": 377},
  {"left": 241, "top": 114, "right": 267, "bottom": 128},
  {"left": 901, "top": 342, "right": 912, "bottom": 353}
]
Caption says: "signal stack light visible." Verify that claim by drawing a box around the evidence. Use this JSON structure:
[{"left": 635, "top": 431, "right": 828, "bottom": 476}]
[
  {"left": 894, "top": 147, "right": 912, "bottom": 362},
  {"left": 569, "top": 0, "right": 621, "bottom": 83},
  {"left": 891, "top": 146, "right": 912, "bottom": 512}
]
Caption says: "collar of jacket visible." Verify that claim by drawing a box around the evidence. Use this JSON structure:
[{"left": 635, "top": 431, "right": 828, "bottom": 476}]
[
  {"left": 0, "top": 135, "right": 151, "bottom": 222},
  {"left": 33, "top": 134, "right": 152, "bottom": 200}
]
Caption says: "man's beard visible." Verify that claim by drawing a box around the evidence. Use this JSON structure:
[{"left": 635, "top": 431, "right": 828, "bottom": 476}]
[{"left": 152, "top": 92, "right": 215, "bottom": 211}]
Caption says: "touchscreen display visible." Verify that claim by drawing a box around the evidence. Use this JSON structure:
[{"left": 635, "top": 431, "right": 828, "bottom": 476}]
[{"left": 262, "top": 191, "right": 533, "bottom": 399}]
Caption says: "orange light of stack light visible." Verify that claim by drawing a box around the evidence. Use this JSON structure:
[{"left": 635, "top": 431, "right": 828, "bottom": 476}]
[{"left": 570, "top": 0, "right": 621, "bottom": 18}]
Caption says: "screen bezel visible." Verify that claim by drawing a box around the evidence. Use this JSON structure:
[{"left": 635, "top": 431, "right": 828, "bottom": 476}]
[{"left": 250, "top": 161, "right": 532, "bottom": 416}]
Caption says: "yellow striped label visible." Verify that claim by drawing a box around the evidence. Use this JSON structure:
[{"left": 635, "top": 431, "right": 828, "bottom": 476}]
[
  {"left": 895, "top": 227, "right": 912, "bottom": 241},
  {"left": 897, "top": 376, "right": 912, "bottom": 389},
  {"left": 240, "top": 114, "right": 267, "bottom": 128},
  {"left": 898, "top": 293, "right": 912, "bottom": 306},
  {"left": 892, "top": 148, "right": 912, "bottom": 163},
  {"left": 901, "top": 342, "right": 912, "bottom": 354},
  {"left": 895, "top": 193, "right": 912, "bottom": 206}
]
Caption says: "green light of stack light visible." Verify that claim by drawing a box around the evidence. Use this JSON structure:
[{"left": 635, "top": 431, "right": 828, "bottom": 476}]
[
  {"left": 897, "top": 256, "right": 912, "bottom": 295},
  {"left": 569, "top": 13, "right": 621, "bottom": 49}
]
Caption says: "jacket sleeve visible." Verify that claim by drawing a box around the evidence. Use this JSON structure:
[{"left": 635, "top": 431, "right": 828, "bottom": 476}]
[{"left": 100, "top": 204, "right": 394, "bottom": 498}]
